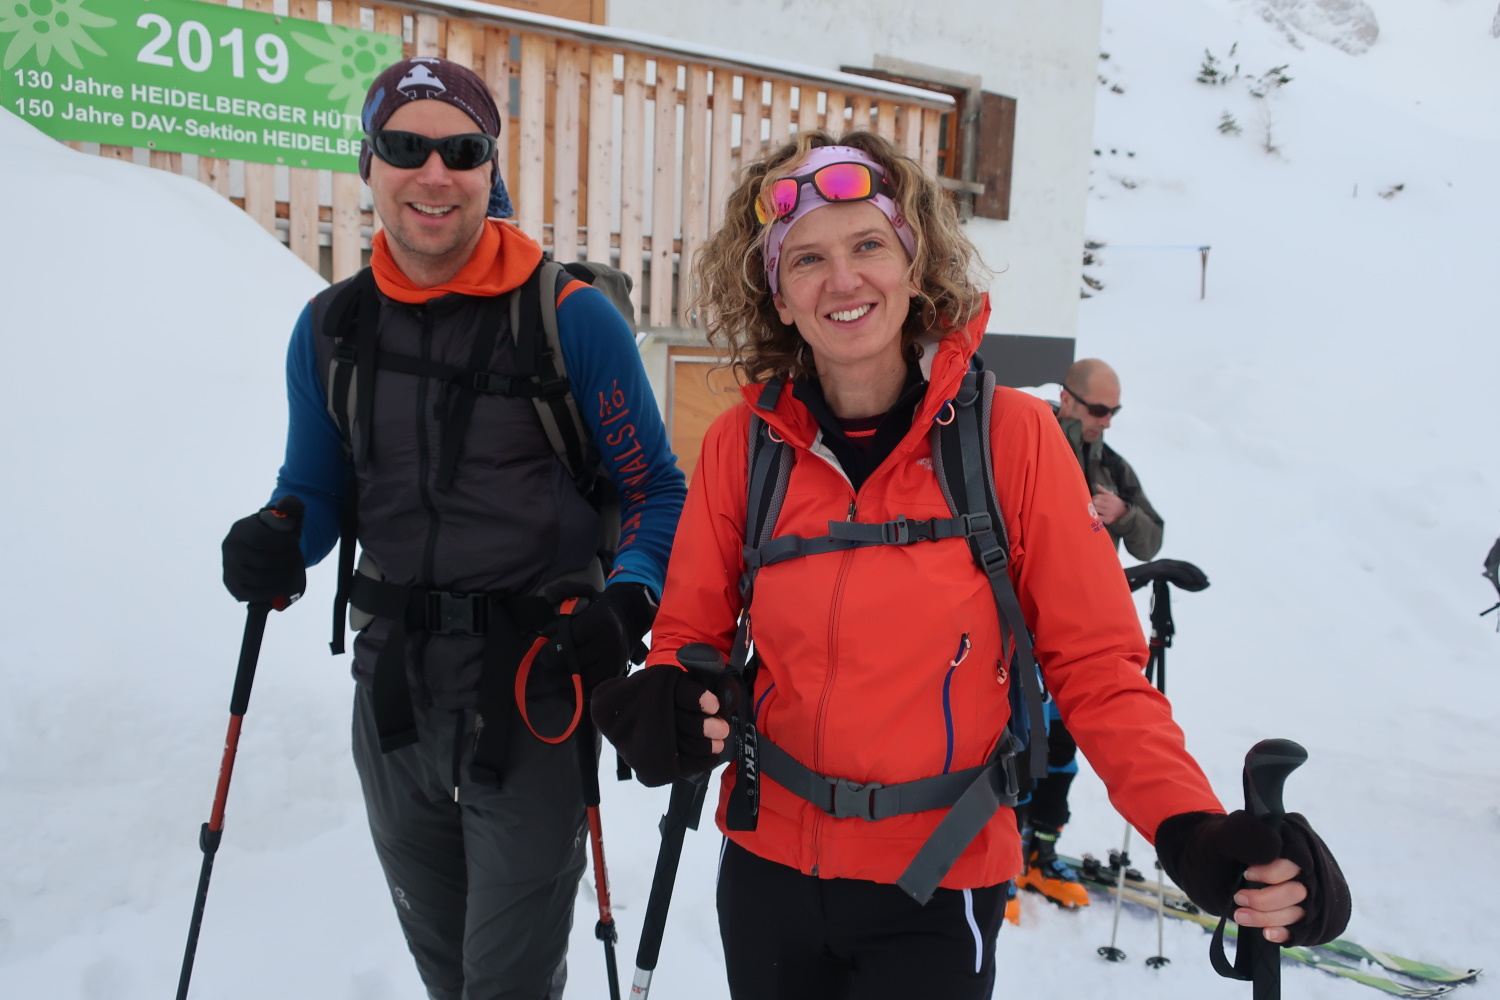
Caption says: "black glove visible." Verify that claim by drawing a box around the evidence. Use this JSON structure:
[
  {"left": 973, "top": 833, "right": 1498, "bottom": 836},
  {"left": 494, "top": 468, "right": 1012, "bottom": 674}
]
[
  {"left": 1156, "top": 810, "right": 1351, "bottom": 946},
  {"left": 591, "top": 663, "right": 721, "bottom": 787},
  {"left": 1124, "top": 558, "right": 1210, "bottom": 593},
  {"left": 565, "top": 582, "right": 657, "bottom": 691},
  {"left": 222, "top": 496, "right": 306, "bottom": 605}
]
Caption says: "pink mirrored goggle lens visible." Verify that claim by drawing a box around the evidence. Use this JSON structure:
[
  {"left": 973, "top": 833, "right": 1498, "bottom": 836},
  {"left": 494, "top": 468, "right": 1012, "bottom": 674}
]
[
  {"left": 812, "top": 162, "right": 875, "bottom": 202},
  {"left": 766, "top": 177, "right": 802, "bottom": 220},
  {"left": 756, "top": 162, "right": 880, "bottom": 224}
]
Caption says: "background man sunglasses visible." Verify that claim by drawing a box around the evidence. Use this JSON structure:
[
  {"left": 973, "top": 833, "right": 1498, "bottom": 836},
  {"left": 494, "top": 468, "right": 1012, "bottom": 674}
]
[{"left": 1064, "top": 385, "right": 1123, "bottom": 418}]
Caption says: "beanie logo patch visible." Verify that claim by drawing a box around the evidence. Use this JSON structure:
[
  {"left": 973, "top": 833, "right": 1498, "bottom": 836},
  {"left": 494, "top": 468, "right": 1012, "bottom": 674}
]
[{"left": 398, "top": 63, "right": 447, "bottom": 96}]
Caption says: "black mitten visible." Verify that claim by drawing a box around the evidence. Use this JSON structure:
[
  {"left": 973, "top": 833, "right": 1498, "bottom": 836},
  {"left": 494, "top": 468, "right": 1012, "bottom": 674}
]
[
  {"left": 567, "top": 583, "right": 657, "bottom": 690},
  {"left": 222, "top": 496, "right": 306, "bottom": 605},
  {"left": 591, "top": 663, "right": 720, "bottom": 786},
  {"left": 1156, "top": 810, "right": 1351, "bottom": 946}
]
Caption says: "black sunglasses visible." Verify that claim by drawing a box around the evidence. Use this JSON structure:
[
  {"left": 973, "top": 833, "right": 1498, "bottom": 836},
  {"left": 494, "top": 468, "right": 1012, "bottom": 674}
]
[
  {"left": 367, "top": 130, "right": 497, "bottom": 171},
  {"left": 1064, "top": 386, "right": 1122, "bottom": 419}
]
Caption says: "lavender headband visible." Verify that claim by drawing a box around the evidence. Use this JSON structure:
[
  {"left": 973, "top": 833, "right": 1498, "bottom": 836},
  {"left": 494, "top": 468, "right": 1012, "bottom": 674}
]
[{"left": 762, "top": 145, "right": 917, "bottom": 295}]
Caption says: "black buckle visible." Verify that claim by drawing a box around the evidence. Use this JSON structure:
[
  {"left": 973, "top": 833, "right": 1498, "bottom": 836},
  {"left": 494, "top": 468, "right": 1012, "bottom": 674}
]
[
  {"left": 829, "top": 777, "right": 882, "bottom": 821},
  {"left": 975, "top": 536, "right": 1008, "bottom": 573},
  {"left": 881, "top": 516, "right": 911, "bottom": 545},
  {"left": 961, "top": 512, "right": 992, "bottom": 536},
  {"left": 470, "top": 371, "right": 517, "bottom": 395},
  {"left": 881, "top": 515, "right": 941, "bottom": 545},
  {"left": 997, "top": 730, "right": 1021, "bottom": 801},
  {"left": 427, "top": 592, "right": 486, "bottom": 635},
  {"left": 536, "top": 375, "right": 571, "bottom": 399}
]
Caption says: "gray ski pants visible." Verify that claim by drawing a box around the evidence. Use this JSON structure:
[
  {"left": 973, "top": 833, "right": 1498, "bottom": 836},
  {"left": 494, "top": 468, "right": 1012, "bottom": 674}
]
[{"left": 352, "top": 685, "right": 588, "bottom": 1000}]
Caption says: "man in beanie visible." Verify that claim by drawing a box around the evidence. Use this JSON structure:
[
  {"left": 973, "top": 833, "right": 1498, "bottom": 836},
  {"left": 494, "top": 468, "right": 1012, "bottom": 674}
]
[{"left": 221, "top": 56, "right": 686, "bottom": 999}]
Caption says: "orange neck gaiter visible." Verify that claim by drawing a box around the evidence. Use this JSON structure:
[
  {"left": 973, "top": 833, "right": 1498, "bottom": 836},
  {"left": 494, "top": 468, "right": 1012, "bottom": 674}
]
[{"left": 370, "top": 218, "right": 544, "bottom": 304}]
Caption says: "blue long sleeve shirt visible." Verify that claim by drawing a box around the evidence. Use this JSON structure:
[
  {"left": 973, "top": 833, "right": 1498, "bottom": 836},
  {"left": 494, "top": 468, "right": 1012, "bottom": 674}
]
[{"left": 271, "top": 283, "right": 686, "bottom": 597}]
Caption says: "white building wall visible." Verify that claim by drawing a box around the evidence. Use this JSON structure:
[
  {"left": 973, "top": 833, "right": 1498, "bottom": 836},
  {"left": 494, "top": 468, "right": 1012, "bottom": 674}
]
[{"left": 609, "top": 0, "right": 1104, "bottom": 340}]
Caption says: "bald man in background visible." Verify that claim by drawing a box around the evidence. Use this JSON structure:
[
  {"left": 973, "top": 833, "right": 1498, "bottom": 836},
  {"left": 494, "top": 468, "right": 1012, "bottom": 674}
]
[
  {"left": 1056, "top": 359, "right": 1163, "bottom": 561},
  {"left": 1014, "top": 359, "right": 1166, "bottom": 913}
]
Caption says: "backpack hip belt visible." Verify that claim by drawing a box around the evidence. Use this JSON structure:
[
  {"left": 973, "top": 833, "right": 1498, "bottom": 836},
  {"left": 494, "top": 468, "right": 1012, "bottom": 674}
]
[
  {"left": 757, "top": 729, "right": 1021, "bottom": 904},
  {"left": 350, "top": 572, "right": 566, "bottom": 787}
]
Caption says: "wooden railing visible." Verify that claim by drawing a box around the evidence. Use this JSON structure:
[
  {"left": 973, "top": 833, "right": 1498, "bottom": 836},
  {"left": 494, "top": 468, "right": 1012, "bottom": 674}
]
[{"left": 99, "top": 0, "right": 954, "bottom": 329}]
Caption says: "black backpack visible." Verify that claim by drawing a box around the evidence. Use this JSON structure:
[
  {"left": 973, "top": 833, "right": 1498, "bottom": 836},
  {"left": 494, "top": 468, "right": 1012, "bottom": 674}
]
[
  {"left": 321, "top": 258, "right": 637, "bottom": 652},
  {"left": 317, "top": 257, "right": 638, "bottom": 780}
]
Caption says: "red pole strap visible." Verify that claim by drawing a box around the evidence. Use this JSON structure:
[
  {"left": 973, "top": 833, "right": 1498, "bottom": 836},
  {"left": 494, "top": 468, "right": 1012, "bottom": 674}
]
[{"left": 514, "top": 598, "right": 585, "bottom": 744}]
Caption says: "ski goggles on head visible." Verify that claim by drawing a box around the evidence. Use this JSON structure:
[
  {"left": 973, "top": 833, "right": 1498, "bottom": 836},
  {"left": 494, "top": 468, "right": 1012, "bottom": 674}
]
[
  {"left": 367, "top": 130, "right": 497, "bottom": 171},
  {"left": 760, "top": 145, "right": 917, "bottom": 295},
  {"left": 755, "top": 161, "right": 897, "bottom": 225}
]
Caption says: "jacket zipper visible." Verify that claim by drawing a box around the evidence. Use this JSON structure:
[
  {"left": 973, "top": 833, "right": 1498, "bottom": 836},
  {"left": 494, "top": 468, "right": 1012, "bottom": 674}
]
[
  {"left": 413, "top": 305, "right": 439, "bottom": 706},
  {"left": 415, "top": 306, "right": 440, "bottom": 586},
  {"left": 809, "top": 495, "right": 859, "bottom": 876},
  {"left": 451, "top": 711, "right": 465, "bottom": 803}
]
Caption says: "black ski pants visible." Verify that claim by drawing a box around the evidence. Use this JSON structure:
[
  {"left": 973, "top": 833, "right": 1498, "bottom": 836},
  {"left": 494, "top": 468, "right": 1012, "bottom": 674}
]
[
  {"left": 352, "top": 685, "right": 587, "bottom": 1000},
  {"left": 717, "top": 839, "right": 1007, "bottom": 1000},
  {"left": 1027, "top": 710, "right": 1079, "bottom": 834}
]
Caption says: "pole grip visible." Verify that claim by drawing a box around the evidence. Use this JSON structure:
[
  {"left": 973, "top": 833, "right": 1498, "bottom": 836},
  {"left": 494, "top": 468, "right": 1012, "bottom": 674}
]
[
  {"left": 229, "top": 604, "right": 272, "bottom": 717},
  {"left": 1242, "top": 739, "right": 1306, "bottom": 823},
  {"left": 1239, "top": 739, "right": 1307, "bottom": 1000},
  {"left": 257, "top": 497, "right": 304, "bottom": 610},
  {"left": 675, "top": 642, "right": 726, "bottom": 690}
]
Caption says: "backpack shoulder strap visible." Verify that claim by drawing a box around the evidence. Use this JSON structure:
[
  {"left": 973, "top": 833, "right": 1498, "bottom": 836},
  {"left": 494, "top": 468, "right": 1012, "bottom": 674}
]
[
  {"left": 513, "top": 258, "right": 597, "bottom": 490},
  {"left": 930, "top": 362, "right": 1048, "bottom": 782},
  {"left": 744, "top": 409, "right": 795, "bottom": 559},
  {"left": 323, "top": 268, "right": 378, "bottom": 464},
  {"left": 318, "top": 268, "right": 377, "bottom": 657}
]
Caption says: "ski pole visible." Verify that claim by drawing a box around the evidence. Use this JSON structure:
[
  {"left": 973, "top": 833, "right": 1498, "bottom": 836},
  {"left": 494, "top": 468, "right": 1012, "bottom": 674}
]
[
  {"left": 631, "top": 643, "right": 726, "bottom": 999},
  {"left": 1097, "top": 827, "right": 1130, "bottom": 962},
  {"left": 577, "top": 713, "right": 623, "bottom": 1000},
  {"left": 1209, "top": 739, "right": 1309, "bottom": 1000},
  {"left": 1099, "top": 577, "right": 1172, "bottom": 967},
  {"left": 1146, "top": 858, "right": 1170, "bottom": 969},
  {"left": 177, "top": 504, "right": 302, "bottom": 1000},
  {"left": 1146, "top": 578, "right": 1171, "bottom": 968}
]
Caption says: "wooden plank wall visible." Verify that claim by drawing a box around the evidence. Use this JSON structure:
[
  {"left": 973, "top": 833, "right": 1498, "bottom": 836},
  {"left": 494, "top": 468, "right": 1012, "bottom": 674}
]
[{"left": 74, "top": 0, "right": 952, "bottom": 317}]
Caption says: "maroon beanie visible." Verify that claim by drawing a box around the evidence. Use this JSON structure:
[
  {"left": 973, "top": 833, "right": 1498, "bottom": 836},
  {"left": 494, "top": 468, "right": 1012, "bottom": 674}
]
[{"left": 358, "top": 56, "right": 502, "bottom": 181}]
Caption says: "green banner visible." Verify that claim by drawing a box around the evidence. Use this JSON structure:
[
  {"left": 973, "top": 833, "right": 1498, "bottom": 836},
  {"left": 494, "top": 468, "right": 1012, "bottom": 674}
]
[{"left": 1, "top": 0, "right": 403, "bottom": 171}]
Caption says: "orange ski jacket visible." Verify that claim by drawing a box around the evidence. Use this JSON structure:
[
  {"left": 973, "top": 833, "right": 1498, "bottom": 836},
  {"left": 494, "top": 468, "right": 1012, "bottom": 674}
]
[{"left": 647, "top": 301, "right": 1224, "bottom": 891}]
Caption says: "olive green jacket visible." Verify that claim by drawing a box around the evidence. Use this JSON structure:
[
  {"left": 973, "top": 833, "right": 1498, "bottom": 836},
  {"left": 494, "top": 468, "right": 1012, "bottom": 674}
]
[{"left": 1055, "top": 410, "right": 1164, "bottom": 561}]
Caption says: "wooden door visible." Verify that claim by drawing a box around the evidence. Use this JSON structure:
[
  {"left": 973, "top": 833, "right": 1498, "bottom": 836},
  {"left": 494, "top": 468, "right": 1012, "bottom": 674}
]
[{"left": 667, "top": 347, "right": 742, "bottom": 482}]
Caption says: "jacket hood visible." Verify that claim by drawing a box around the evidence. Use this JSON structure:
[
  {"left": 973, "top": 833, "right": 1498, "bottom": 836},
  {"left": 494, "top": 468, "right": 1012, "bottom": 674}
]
[
  {"left": 371, "top": 218, "right": 544, "bottom": 304},
  {"left": 741, "top": 295, "right": 992, "bottom": 451}
]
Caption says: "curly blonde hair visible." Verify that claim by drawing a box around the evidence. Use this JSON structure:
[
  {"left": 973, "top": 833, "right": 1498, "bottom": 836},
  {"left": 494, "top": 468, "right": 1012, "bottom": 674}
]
[{"left": 691, "top": 129, "right": 989, "bottom": 384}]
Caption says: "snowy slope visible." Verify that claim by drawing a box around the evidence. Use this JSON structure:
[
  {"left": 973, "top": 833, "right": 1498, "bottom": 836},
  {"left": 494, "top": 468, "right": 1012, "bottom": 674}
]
[
  {"left": 1, "top": 0, "right": 1498, "bottom": 996},
  {"left": 1059, "top": 0, "right": 1500, "bottom": 995}
]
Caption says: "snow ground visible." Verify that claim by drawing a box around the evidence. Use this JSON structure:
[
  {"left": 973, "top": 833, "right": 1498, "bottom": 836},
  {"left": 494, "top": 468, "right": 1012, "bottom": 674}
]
[{"left": 1, "top": 0, "right": 1497, "bottom": 997}]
